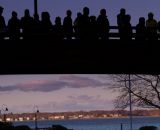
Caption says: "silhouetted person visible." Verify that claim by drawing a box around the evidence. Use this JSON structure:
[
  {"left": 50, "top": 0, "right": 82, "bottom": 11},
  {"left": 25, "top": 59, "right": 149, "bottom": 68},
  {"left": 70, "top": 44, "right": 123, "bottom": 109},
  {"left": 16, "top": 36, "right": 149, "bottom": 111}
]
[
  {"left": 117, "top": 8, "right": 127, "bottom": 40},
  {"left": 74, "top": 12, "right": 82, "bottom": 39},
  {"left": 39, "top": 12, "right": 52, "bottom": 40},
  {"left": 8, "top": 11, "right": 21, "bottom": 40},
  {"left": 41, "top": 12, "right": 52, "bottom": 33},
  {"left": 52, "top": 16, "right": 63, "bottom": 41},
  {"left": 21, "top": 9, "right": 34, "bottom": 40},
  {"left": 97, "top": 9, "right": 110, "bottom": 40},
  {"left": 0, "top": 6, "right": 6, "bottom": 40},
  {"left": 123, "top": 14, "right": 132, "bottom": 41},
  {"left": 34, "top": 13, "right": 39, "bottom": 23},
  {"left": 146, "top": 12, "right": 158, "bottom": 41},
  {"left": 63, "top": 10, "right": 73, "bottom": 40},
  {"left": 33, "top": 13, "right": 40, "bottom": 29},
  {"left": 32, "top": 13, "right": 41, "bottom": 39},
  {"left": 136, "top": 17, "right": 147, "bottom": 41},
  {"left": 89, "top": 15, "right": 98, "bottom": 40},
  {"left": 79, "top": 7, "right": 90, "bottom": 40},
  {"left": 118, "top": 14, "right": 132, "bottom": 41}
]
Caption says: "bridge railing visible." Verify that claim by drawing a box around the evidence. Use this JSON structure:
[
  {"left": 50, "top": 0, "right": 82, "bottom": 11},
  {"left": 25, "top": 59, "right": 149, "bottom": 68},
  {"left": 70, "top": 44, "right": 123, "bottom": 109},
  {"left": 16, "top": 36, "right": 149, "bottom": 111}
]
[{"left": 1, "top": 26, "right": 160, "bottom": 41}]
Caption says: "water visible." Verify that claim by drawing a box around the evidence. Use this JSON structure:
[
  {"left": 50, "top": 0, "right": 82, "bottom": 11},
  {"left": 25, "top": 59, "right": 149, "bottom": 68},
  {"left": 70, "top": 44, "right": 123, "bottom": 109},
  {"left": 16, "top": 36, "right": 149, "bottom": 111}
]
[{"left": 13, "top": 117, "right": 160, "bottom": 130}]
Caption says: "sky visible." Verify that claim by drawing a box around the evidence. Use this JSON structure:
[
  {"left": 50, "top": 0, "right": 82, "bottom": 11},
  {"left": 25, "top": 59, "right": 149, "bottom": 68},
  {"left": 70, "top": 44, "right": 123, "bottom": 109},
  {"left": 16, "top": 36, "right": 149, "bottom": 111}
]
[
  {"left": 1, "top": 0, "right": 160, "bottom": 26},
  {"left": 0, "top": 74, "right": 118, "bottom": 113}
]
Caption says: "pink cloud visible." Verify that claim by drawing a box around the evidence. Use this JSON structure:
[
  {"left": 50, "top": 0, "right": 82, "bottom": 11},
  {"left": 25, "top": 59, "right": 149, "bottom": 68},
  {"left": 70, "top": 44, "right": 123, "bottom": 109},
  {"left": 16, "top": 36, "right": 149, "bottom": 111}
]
[{"left": 0, "top": 75, "right": 111, "bottom": 92}]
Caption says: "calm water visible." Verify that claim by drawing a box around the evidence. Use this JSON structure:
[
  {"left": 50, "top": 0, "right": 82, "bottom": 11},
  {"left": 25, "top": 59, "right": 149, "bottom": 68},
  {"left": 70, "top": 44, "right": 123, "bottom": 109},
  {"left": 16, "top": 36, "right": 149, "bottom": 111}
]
[{"left": 13, "top": 117, "right": 160, "bottom": 130}]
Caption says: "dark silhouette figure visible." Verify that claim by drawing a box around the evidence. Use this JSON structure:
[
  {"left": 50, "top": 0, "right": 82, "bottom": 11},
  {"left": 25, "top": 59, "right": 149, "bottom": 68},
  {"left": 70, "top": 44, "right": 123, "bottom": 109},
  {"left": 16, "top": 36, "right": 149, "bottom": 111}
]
[
  {"left": 63, "top": 10, "right": 73, "bottom": 40},
  {"left": 97, "top": 9, "right": 110, "bottom": 40},
  {"left": 52, "top": 16, "right": 64, "bottom": 41},
  {"left": 89, "top": 15, "right": 98, "bottom": 40},
  {"left": 32, "top": 13, "right": 41, "bottom": 40},
  {"left": 8, "top": 11, "right": 21, "bottom": 40},
  {"left": 0, "top": 6, "right": 6, "bottom": 40},
  {"left": 33, "top": 14, "right": 40, "bottom": 29},
  {"left": 34, "top": 13, "right": 39, "bottom": 23},
  {"left": 39, "top": 12, "right": 52, "bottom": 40},
  {"left": 74, "top": 12, "right": 82, "bottom": 39},
  {"left": 136, "top": 17, "right": 147, "bottom": 41},
  {"left": 79, "top": 7, "right": 90, "bottom": 40},
  {"left": 146, "top": 12, "right": 158, "bottom": 41},
  {"left": 117, "top": 8, "right": 127, "bottom": 40},
  {"left": 123, "top": 14, "right": 132, "bottom": 41},
  {"left": 21, "top": 9, "right": 34, "bottom": 40},
  {"left": 40, "top": 12, "right": 52, "bottom": 33},
  {"left": 118, "top": 13, "right": 132, "bottom": 41}
]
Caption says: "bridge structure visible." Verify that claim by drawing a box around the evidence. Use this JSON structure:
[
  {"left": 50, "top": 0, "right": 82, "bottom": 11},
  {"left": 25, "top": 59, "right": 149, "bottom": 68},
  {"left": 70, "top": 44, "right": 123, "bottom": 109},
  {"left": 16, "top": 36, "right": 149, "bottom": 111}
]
[
  {"left": 0, "top": 36, "right": 160, "bottom": 74},
  {"left": 0, "top": 1, "right": 159, "bottom": 74}
]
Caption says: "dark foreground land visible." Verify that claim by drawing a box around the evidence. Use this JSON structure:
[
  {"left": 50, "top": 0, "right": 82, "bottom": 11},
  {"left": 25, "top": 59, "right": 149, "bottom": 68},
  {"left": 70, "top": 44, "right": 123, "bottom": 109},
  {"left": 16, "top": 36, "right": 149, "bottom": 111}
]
[
  {"left": 0, "top": 121, "right": 70, "bottom": 130},
  {"left": 0, "top": 39, "right": 160, "bottom": 74}
]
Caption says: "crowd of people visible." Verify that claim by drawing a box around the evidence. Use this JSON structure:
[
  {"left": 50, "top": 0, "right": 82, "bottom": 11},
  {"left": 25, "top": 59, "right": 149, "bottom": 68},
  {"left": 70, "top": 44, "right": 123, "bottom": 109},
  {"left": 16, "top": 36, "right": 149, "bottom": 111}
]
[{"left": 0, "top": 6, "right": 160, "bottom": 41}]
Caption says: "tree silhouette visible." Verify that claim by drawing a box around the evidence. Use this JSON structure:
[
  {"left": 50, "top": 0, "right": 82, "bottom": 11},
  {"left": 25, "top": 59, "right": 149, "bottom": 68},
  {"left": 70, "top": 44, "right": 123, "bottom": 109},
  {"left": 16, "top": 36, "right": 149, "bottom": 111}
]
[{"left": 111, "top": 75, "right": 160, "bottom": 109}]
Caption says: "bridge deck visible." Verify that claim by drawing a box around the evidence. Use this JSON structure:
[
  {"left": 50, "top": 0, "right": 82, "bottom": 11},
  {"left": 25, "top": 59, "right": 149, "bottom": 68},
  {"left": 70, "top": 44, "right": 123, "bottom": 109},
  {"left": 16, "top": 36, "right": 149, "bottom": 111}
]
[{"left": 0, "top": 39, "right": 159, "bottom": 74}]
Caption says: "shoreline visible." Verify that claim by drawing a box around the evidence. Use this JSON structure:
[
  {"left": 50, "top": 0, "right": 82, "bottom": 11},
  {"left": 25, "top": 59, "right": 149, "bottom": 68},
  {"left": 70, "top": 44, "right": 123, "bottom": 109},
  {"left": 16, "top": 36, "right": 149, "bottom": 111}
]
[{"left": 11, "top": 116, "right": 160, "bottom": 122}]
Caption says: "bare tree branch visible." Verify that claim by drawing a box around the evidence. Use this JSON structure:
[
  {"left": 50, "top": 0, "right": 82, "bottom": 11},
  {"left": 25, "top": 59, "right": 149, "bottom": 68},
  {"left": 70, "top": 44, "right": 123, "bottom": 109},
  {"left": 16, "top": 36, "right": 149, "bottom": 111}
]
[{"left": 111, "top": 75, "right": 160, "bottom": 109}]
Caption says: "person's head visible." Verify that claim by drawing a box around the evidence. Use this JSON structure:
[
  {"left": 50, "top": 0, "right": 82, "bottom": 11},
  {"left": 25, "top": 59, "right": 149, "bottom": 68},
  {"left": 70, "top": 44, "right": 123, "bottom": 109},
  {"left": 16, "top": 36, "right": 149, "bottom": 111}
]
[
  {"left": 120, "top": 8, "right": 126, "bottom": 15},
  {"left": 24, "top": 9, "right": 30, "bottom": 17},
  {"left": 90, "top": 16, "right": 96, "bottom": 22},
  {"left": 100, "top": 9, "right": 106, "bottom": 16},
  {"left": 139, "top": 17, "right": 145, "bottom": 25},
  {"left": 55, "top": 17, "right": 61, "bottom": 25},
  {"left": 77, "top": 12, "right": 82, "bottom": 17},
  {"left": 45, "top": 12, "right": 50, "bottom": 19},
  {"left": 83, "top": 7, "right": 89, "bottom": 16},
  {"left": 41, "top": 12, "right": 46, "bottom": 21},
  {"left": 12, "top": 11, "right": 17, "bottom": 18},
  {"left": 0, "top": 6, "right": 4, "bottom": 15},
  {"left": 34, "top": 14, "right": 39, "bottom": 21},
  {"left": 148, "top": 12, "right": 154, "bottom": 20},
  {"left": 66, "top": 10, "right": 72, "bottom": 17},
  {"left": 41, "top": 12, "right": 50, "bottom": 21}
]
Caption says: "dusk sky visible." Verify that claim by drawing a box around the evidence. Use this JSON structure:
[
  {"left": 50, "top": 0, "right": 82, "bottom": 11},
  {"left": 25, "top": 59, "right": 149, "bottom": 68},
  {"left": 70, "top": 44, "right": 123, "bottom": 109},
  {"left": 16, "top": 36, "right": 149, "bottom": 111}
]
[
  {"left": 0, "top": 75, "right": 117, "bottom": 113},
  {"left": 1, "top": 0, "right": 160, "bottom": 26}
]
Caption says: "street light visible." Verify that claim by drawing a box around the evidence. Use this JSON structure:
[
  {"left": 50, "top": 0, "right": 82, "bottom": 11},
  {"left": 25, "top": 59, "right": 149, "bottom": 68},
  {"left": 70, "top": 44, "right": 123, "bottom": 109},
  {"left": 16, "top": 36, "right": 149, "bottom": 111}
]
[
  {"left": 2, "top": 104, "right": 8, "bottom": 122},
  {"left": 34, "top": 105, "right": 39, "bottom": 130}
]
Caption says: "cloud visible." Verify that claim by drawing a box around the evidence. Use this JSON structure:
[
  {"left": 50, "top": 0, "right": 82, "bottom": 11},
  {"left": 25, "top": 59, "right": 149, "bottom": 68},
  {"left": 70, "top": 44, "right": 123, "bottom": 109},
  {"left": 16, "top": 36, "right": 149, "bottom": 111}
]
[
  {"left": 68, "top": 95, "right": 101, "bottom": 101},
  {"left": 60, "top": 75, "right": 109, "bottom": 88},
  {"left": 0, "top": 75, "right": 111, "bottom": 92},
  {"left": 38, "top": 95, "right": 114, "bottom": 112},
  {"left": 0, "top": 86, "right": 16, "bottom": 91},
  {"left": 0, "top": 81, "right": 67, "bottom": 92}
]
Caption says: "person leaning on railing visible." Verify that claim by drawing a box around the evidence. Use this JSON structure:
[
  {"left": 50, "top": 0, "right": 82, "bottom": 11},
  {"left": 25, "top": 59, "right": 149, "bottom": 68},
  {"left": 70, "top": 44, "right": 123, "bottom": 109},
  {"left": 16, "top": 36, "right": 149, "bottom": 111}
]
[
  {"left": 146, "top": 12, "right": 158, "bottom": 41},
  {"left": 136, "top": 17, "right": 147, "bottom": 41},
  {"left": 8, "top": 11, "right": 21, "bottom": 40}
]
